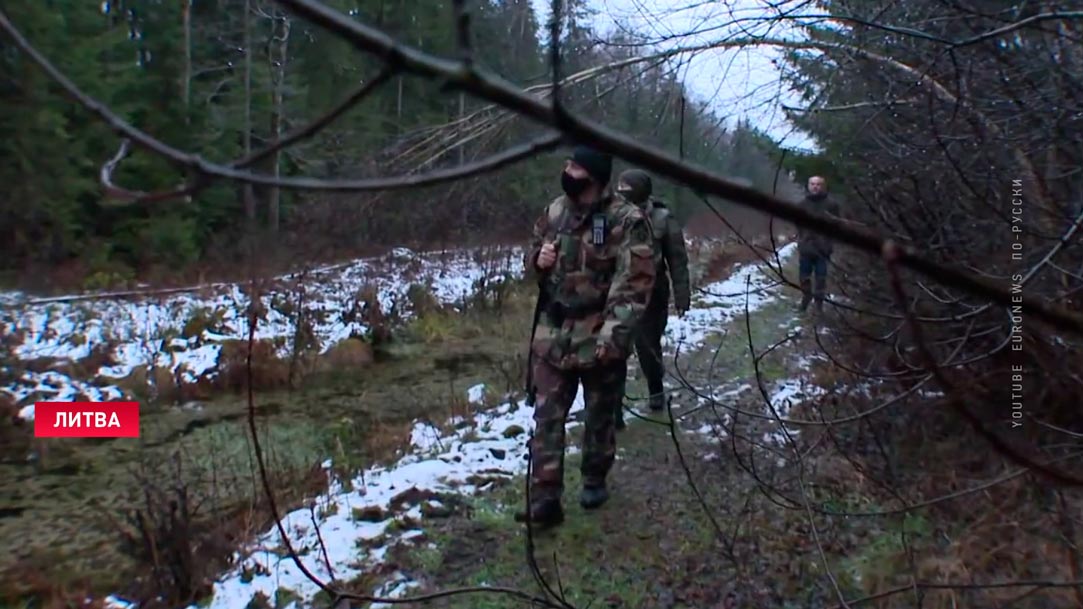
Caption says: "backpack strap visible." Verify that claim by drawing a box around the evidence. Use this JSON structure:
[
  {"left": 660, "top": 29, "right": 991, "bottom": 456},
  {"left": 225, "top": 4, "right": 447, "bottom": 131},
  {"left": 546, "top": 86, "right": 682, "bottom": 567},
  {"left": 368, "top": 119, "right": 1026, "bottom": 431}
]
[
  {"left": 649, "top": 204, "right": 669, "bottom": 240},
  {"left": 547, "top": 196, "right": 566, "bottom": 228}
]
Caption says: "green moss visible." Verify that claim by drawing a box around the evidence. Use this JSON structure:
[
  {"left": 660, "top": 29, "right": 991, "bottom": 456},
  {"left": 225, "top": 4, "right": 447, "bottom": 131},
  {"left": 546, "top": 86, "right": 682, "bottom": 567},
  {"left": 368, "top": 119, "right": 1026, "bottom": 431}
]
[{"left": 273, "top": 587, "right": 302, "bottom": 609}]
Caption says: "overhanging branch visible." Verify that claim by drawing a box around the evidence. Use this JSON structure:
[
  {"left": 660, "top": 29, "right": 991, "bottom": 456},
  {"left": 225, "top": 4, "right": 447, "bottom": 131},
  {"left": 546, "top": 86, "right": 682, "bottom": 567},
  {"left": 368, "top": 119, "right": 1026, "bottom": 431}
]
[{"left": 269, "top": 0, "right": 1083, "bottom": 336}]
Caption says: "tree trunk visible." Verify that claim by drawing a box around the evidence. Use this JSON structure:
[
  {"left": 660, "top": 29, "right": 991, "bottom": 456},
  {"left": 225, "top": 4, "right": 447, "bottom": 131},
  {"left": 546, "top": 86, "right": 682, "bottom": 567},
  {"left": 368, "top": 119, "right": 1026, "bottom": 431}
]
[
  {"left": 243, "top": 0, "right": 256, "bottom": 227},
  {"left": 182, "top": 0, "right": 191, "bottom": 120},
  {"left": 268, "top": 7, "right": 290, "bottom": 234},
  {"left": 458, "top": 92, "right": 465, "bottom": 164},
  {"left": 396, "top": 77, "right": 403, "bottom": 131},
  {"left": 676, "top": 94, "right": 685, "bottom": 210}
]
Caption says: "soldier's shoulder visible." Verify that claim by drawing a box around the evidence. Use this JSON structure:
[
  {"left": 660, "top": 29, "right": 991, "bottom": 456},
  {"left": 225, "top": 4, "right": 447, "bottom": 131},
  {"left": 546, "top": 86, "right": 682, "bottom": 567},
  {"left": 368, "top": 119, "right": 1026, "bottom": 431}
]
[
  {"left": 610, "top": 196, "right": 647, "bottom": 222},
  {"left": 544, "top": 195, "right": 569, "bottom": 222},
  {"left": 617, "top": 203, "right": 652, "bottom": 244},
  {"left": 547, "top": 195, "right": 568, "bottom": 211}
]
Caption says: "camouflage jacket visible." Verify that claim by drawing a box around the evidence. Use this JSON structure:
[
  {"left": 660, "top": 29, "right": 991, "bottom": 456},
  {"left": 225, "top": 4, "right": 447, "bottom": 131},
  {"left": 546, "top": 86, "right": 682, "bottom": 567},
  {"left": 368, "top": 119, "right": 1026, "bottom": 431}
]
[
  {"left": 638, "top": 197, "right": 691, "bottom": 311},
  {"left": 524, "top": 193, "right": 656, "bottom": 369},
  {"left": 796, "top": 193, "right": 842, "bottom": 257}
]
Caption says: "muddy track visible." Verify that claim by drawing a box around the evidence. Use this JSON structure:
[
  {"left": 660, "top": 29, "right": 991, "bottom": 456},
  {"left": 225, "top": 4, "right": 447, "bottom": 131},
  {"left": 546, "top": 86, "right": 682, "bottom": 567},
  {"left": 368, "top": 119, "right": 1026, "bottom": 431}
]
[
  {"left": 157, "top": 242, "right": 830, "bottom": 609},
  {"left": 369, "top": 280, "right": 852, "bottom": 608}
]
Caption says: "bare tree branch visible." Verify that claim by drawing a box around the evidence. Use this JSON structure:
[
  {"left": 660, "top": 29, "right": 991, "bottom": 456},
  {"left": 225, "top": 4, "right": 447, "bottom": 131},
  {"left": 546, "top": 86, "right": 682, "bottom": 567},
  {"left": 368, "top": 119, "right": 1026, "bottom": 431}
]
[{"left": 252, "top": 0, "right": 1083, "bottom": 335}]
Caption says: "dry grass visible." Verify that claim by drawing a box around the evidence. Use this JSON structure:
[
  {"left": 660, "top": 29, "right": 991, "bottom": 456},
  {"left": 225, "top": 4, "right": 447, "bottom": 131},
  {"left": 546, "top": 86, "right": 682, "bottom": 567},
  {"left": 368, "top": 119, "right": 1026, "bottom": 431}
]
[
  {"left": 213, "top": 339, "right": 292, "bottom": 393},
  {"left": 318, "top": 338, "right": 375, "bottom": 371},
  {"left": 358, "top": 419, "right": 414, "bottom": 465},
  {"left": 797, "top": 317, "right": 1083, "bottom": 609},
  {"left": 0, "top": 566, "right": 106, "bottom": 609},
  {"left": 846, "top": 478, "right": 1083, "bottom": 609}
]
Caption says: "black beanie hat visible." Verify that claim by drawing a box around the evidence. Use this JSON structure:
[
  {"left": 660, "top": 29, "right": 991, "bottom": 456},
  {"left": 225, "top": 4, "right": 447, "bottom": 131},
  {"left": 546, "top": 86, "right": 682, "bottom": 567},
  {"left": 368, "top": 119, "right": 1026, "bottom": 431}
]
[
  {"left": 569, "top": 145, "right": 613, "bottom": 186},
  {"left": 616, "top": 169, "right": 652, "bottom": 203}
]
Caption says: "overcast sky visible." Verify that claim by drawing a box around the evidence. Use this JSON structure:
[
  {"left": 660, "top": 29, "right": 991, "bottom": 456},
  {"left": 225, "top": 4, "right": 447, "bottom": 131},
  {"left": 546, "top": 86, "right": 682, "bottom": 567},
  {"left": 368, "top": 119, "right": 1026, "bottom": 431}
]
[{"left": 528, "top": 0, "right": 818, "bottom": 151}]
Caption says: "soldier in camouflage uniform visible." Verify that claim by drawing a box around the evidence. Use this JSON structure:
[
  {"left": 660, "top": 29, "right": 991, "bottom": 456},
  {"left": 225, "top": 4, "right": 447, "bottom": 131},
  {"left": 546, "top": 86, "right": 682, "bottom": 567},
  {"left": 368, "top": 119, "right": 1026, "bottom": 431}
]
[
  {"left": 515, "top": 146, "right": 656, "bottom": 527},
  {"left": 797, "top": 176, "right": 842, "bottom": 313},
  {"left": 612, "top": 170, "right": 691, "bottom": 426}
]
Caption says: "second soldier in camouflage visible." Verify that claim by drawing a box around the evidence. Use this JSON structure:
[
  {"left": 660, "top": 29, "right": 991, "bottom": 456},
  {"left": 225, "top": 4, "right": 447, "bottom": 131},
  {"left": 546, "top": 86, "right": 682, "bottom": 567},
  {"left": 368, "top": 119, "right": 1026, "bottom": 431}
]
[{"left": 614, "top": 169, "right": 691, "bottom": 423}]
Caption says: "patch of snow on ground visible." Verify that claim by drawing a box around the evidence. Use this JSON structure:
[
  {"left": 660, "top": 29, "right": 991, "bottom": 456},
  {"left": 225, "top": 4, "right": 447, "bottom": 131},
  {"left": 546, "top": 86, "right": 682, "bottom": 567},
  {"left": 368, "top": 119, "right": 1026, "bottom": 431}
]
[
  {"left": 762, "top": 378, "right": 827, "bottom": 446},
  {"left": 768, "top": 378, "right": 820, "bottom": 419},
  {"left": 467, "top": 383, "right": 486, "bottom": 404},
  {"left": 14, "top": 374, "right": 125, "bottom": 421},
  {"left": 370, "top": 575, "right": 420, "bottom": 609},
  {"left": 685, "top": 386, "right": 748, "bottom": 445},
  {"left": 104, "top": 596, "right": 136, "bottom": 609},
  {"left": 184, "top": 383, "right": 586, "bottom": 609},
  {"left": 678, "top": 384, "right": 751, "bottom": 424},
  {"left": 665, "top": 242, "right": 796, "bottom": 351},
  {"left": 2, "top": 246, "right": 524, "bottom": 418}
]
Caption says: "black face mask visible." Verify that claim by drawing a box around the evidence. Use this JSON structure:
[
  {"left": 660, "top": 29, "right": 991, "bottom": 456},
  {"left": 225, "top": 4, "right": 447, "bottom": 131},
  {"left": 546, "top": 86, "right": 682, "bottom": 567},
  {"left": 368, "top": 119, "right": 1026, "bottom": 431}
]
[{"left": 561, "top": 171, "right": 592, "bottom": 198}]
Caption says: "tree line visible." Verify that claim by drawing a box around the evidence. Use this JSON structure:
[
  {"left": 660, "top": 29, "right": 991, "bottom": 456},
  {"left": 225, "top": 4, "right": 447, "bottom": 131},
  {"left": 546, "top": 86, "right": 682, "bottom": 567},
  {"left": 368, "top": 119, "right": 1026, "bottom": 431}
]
[{"left": 0, "top": 0, "right": 790, "bottom": 291}]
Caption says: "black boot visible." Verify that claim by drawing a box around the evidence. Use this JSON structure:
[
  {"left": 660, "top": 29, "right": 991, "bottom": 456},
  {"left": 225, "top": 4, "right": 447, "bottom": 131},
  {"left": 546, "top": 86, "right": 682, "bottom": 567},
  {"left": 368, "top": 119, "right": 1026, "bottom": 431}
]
[
  {"left": 648, "top": 393, "right": 665, "bottom": 411},
  {"left": 514, "top": 499, "right": 564, "bottom": 527},
  {"left": 799, "top": 278, "right": 812, "bottom": 312},
  {"left": 813, "top": 276, "right": 827, "bottom": 313},
  {"left": 579, "top": 484, "right": 610, "bottom": 510}
]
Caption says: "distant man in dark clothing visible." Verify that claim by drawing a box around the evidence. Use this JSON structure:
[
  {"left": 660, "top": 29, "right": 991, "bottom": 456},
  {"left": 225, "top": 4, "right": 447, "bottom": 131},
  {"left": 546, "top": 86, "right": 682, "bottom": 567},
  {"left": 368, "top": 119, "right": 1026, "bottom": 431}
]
[
  {"left": 797, "top": 176, "right": 841, "bottom": 313},
  {"left": 613, "top": 169, "right": 691, "bottom": 426}
]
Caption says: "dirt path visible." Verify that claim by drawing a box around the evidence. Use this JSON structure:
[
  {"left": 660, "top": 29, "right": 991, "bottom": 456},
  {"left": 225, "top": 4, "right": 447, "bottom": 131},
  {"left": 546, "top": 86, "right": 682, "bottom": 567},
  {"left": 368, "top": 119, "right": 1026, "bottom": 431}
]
[
  {"left": 373, "top": 264, "right": 860, "bottom": 608},
  {"left": 11, "top": 237, "right": 868, "bottom": 609},
  {"left": 150, "top": 237, "right": 1078, "bottom": 609},
  {"left": 149, "top": 241, "right": 899, "bottom": 609}
]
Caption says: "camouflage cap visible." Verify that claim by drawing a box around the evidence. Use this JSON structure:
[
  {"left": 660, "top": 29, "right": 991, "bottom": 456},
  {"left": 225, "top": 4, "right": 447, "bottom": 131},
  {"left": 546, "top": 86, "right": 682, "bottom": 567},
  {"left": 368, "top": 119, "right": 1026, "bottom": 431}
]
[{"left": 616, "top": 169, "right": 652, "bottom": 204}]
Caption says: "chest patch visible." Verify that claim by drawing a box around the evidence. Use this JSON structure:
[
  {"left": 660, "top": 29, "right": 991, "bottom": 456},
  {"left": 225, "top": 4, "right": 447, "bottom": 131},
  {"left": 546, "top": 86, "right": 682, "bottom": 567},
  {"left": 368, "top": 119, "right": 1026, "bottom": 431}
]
[{"left": 591, "top": 214, "right": 607, "bottom": 246}]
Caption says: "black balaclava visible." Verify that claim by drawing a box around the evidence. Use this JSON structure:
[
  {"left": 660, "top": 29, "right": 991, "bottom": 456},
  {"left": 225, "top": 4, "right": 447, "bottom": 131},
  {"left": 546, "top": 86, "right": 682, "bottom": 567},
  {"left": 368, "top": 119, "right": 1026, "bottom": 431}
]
[
  {"left": 616, "top": 169, "right": 652, "bottom": 205},
  {"left": 561, "top": 171, "right": 591, "bottom": 198}
]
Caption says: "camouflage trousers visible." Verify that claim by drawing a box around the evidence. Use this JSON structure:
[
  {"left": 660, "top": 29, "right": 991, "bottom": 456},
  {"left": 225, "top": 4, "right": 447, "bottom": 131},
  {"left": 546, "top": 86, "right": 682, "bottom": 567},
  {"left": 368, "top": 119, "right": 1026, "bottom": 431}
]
[
  {"left": 617, "top": 287, "right": 670, "bottom": 417},
  {"left": 528, "top": 357, "right": 624, "bottom": 502}
]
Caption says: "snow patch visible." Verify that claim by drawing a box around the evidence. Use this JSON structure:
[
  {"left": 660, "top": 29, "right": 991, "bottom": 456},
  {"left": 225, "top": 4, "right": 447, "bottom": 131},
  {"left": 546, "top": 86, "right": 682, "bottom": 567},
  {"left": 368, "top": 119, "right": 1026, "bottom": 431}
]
[
  {"left": 665, "top": 242, "right": 796, "bottom": 350},
  {"left": 185, "top": 384, "right": 585, "bottom": 609},
  {"left": 370, "top": 575, "right": 420, "bottom": 609},
  {"left": 2, "top": 247, "right": 524, "bottom": 417},
  {"left": 762, "top": 378, "right": 827, "bottom": 446},
  {"left": 467, "top": 383, "right": 486, "bottom": 404}
]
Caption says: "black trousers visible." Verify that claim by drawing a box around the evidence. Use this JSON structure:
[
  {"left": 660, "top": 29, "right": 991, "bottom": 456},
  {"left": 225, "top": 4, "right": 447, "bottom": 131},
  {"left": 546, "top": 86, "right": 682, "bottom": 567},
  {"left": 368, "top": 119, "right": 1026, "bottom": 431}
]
[{"left": 617, "top": 287, "right": 670, "bottom": 417}]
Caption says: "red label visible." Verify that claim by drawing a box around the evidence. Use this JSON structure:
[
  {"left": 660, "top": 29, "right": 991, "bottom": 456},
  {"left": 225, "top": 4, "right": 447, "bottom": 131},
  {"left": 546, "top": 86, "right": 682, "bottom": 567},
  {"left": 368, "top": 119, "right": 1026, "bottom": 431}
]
[{"left": 33, "top": 402, "right": 140, "bottom": 438}]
